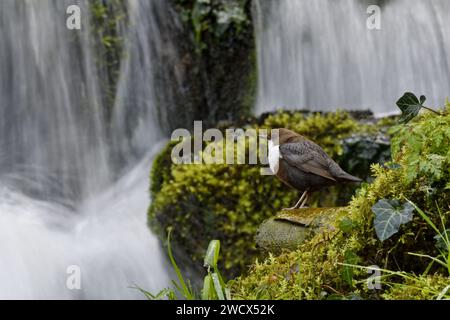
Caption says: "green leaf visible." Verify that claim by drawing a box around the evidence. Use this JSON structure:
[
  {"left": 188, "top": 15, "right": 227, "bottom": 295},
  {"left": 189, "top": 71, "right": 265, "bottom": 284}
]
[
  {"left": 341, "top": 250, "right": 360, "bottom": 286},
  {"left": 167, "top": 229, "right": 195, "bottom": 299},
  {"left": 201, "top": 274, "right": 214, "bottom": 300},
  {"left": 204, "top": 240, "right": 220, "bottom": 268},
  {"left": 211, "top": 273, "right": 225, "bottom": 300},
  {"left": 437, "top": 285, "right": 450, "bottom": 300},
  {"left": 396, "top": 92, "right": 426, "bottom": 124},
  {"left": 372, "top": 199, "right": 414, "bottom": 241},
  {"left": 338, "top": 217, "right": 357, "bottom": 233},
  {"left": 224, "top": 288, "right": 232, "bottom": 300}
]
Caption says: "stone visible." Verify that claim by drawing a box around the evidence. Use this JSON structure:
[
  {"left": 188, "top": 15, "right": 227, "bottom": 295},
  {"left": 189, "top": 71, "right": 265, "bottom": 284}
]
[{"left": 255, "top": 207, "right": 347, "bottom": 253}]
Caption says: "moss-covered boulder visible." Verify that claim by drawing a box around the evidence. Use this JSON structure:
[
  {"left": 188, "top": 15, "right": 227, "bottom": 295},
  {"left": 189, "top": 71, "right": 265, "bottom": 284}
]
[
  {"left": 256, "top": 207, "right": 347, "bottom": 253},
  {"left": 230, "top": 106, "right": 450, "bottom": 300},
  {"left": 149, "top": 110, "right": 392, "bottom": 278}
]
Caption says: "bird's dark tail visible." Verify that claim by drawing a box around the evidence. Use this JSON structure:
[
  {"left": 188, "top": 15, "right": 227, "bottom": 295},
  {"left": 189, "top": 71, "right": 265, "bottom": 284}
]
[{"left": 338, "top": 171, "right": 363, "bottom": 183}]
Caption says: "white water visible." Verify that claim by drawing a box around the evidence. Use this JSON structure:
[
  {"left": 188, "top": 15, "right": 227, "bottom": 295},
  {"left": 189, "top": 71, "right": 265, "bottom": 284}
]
[
  {"left": 0, "top": 0, "right": 170, "bottom": 299},
  {"left": 254, "top": 0, "right": 450, "bottom": 115}
]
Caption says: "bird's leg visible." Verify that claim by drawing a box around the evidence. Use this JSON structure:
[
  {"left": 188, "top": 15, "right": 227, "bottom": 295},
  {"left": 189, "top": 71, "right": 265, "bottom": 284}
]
[
  {"left": 282, "top": 190, "right": 307, "bottom": 211},
  {"left": 299, "top": 191, "right": 309, "bottom": 208}
]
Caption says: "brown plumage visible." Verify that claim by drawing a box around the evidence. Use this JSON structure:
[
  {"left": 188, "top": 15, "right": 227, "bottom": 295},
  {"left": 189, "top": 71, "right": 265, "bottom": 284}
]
[{"left": 266, "top": 128, "right": 362, "bottom": 210}]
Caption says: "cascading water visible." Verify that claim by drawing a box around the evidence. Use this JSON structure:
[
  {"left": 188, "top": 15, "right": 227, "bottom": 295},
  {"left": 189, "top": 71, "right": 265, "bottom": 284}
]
[
  {"left": 0, "top": 0, "right": 171, "bottom": 299},
  {"left": 254, "top": 0, "right": 450, "bottom": 115}
]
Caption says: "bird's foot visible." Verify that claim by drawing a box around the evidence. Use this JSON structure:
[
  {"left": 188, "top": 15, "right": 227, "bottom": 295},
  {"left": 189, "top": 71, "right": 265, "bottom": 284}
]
[{"left": 282, "top": 206, "right": 297, "bottom": 211}]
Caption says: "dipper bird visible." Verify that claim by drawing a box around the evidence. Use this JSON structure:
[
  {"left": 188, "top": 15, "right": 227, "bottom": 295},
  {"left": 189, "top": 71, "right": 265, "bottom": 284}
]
[{"left": 262, "top": 128, "right": 362, "bottom": 210}]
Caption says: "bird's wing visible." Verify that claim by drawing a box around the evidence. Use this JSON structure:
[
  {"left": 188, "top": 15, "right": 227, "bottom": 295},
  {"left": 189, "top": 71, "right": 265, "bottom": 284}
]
[{"left": 279, "top": 141, "right": 336, "bottom": 182}]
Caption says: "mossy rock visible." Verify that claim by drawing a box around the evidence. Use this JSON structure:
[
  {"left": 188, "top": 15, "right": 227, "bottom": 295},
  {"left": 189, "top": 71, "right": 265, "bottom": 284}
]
[
  {"left": 152, "top": 0, "right": 256, "bottom": 133},
  {"left": 230, "top": 107, "right": 450, "bottom": 300},
  {"left": 88, "top": 0, "right": 128, "bottom": 121},
  {"left": 149, "top": 110, "right": 393, "bottom": 279},
  {"left": 256, "top": 207, "right": 346, "bottom": 253}
]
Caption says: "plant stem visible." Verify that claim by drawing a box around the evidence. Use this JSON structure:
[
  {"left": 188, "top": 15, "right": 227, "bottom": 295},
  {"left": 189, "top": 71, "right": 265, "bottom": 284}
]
[{"left": 422, "top": 106, "right": 440, "bottom": 115}]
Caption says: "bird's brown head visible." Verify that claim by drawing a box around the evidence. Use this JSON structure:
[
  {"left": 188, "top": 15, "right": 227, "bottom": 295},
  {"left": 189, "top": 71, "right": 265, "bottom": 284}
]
[
  {"left": 259, "top": 128, "right": 302, "bottom": 145},
  {"left": 276, "top": 128, "right": 302, "bottom": 144}
]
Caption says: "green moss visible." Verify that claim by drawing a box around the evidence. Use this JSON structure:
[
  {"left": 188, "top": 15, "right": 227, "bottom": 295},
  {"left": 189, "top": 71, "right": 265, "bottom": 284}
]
[
  {"left": 89, "top": 0, "right": 128, "bottom": 120},
  {"left": 382, "top": 274, "right": 450, "bottom": 300},
  {"left": 255, "top": 207, "right": 348, "bottom": 254},
  {"left": 150, "top": 141, "right": 179, "bottom": 196},
  {"left": 230, "top": 107, "right": 450, "bottom": 300},
  {"left": 149, "top": 110, "right": 391, "bottom": 278},
  {"left": 262, "top": 110, "right": 366, "bottom": 156},
  {"left": 239, "top": 48, "right": 258, "bottom": 116},
  {"left": 165, "top": 0, "right": 256, "bottom": 126},
  {"left": 174, "top": 0, "right": 252, "bottom": 53}
]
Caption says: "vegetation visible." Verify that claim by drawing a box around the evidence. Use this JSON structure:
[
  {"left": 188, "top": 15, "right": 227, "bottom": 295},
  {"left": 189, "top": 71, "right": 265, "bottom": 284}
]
[
  {"left": 149, "top": 110, "right": 392, "bottom": 278},
  {"left": 174, "top": 0, "right": 251, "bottom": 53},
  {"left": 137, "top": 231, "right": 229, "bottom": 300},
  {"left": 89, "top": 0, "right": 128, "bottom": 120},
  {"left": 230, "top": 96, "right": 450, "bottom": 300},
  {"left": 160, "top": 0, "right": 256, "bottom": 130},
  {"left": 342, "top": 199, "right": 450, "bottom": 300}
]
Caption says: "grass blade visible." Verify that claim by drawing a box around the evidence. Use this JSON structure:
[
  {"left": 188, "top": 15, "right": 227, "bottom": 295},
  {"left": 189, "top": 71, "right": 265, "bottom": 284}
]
[
  {"left": 211, "top": 273, "right": 225, "bottom": 300},
  {"left": 167, "top": 229, "right": 194, "bottom": 299}
]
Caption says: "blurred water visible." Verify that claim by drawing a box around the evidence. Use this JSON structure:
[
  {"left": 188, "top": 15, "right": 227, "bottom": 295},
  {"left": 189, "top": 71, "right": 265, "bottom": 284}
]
[
  {"left": 0, "top": 0, "right": 170, "bottom": 299},
  {"left": 254, "top": 0, "right": 450, "bottom": 115}
]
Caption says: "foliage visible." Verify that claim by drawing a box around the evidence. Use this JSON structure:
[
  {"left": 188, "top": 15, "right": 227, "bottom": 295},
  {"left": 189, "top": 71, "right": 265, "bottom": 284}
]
[
  {"left": 261, "top": 110, "right": 362, "bottom": 157},
  {"left": 149, "top": 110, "right": 392, "bottom": 278},
  {"left": 137, "top": 233, "right": 229, "bottom": 300},
  {"left": 163, "top": 0, "right": 256, "bottom": 130},
  {"left": 340, "top": 263, "right": 450, "bottom": 300},
  {"left": 397, "top": 92, "right": 428, "bottom": 124},
  {"left": 150, "top": 141, "right": 179, "bottom": 196},
  {"left": 340, "top": 135, "right": 391, "bottom": 179},
  {"left": 230, "top": 103, "right": 450, "bottom": 300},
  {"left": 406, "top": 200, "right": 450, "bottom": 275},
  {"left": 340, "top": 199, "right": 450, "bottom": 300},
  {"left": 137, "top": 229, "right": 196, "bottom": 300},
  {"left": 381, "top": 274, "right": 450, "bottom": 300},
  {"left": 174, "top": 0, "right": 251, "bottom": 52},
  {"left": 202, "top": 240, "right": 231, "bottom": 300},
  {"left": 396, "top": 92, "right": 441, "bottom": 124},
  {"left": 372, "top": 199, "right": 414, "bottom": 241},
  {"left": 390, "top": 110, "right": 450, "bottom": 190},
  {"left": 89, "top": 0, "right": 128, "bottom": 120}
]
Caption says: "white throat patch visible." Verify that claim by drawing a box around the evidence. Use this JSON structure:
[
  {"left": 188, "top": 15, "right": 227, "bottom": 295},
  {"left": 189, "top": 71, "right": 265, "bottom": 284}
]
[{"left": 268, "top": 140, "right": 281, "bottom": 174}]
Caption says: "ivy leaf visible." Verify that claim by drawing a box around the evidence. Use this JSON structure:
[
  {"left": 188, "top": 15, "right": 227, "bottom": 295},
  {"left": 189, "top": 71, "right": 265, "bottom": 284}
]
[
  {"left": 396, "top": 92, "right": 426, "bottom": 124},
  {"left": 372, "top": 199, "right": 414, "bottom": 241}
]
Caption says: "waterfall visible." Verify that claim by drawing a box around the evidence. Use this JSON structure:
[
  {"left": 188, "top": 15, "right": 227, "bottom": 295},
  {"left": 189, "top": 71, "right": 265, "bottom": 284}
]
[
  {"left": 0, "top": 0, "right": 171, "bottom": 299},
  {"left": 254, "top": 0, "right": 450, "bottom": 115}
]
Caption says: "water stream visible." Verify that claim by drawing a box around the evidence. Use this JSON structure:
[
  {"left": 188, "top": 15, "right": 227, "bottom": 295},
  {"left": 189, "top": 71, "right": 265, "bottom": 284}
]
[
  {"left": 0, "top": 0, "right": 170, "bottom": 299},
  {"left": 254, "top": 0, "right": 450, "bottom": 115}
]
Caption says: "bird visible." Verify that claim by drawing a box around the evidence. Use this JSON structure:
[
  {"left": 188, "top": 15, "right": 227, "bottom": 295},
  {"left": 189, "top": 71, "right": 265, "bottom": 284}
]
[{"left": 261, "top": 128, "right": 362, "bottom": 210}]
